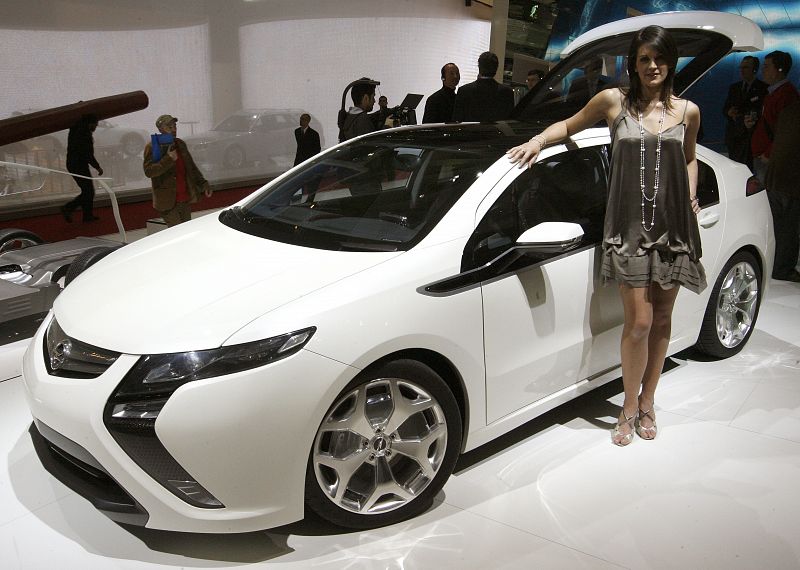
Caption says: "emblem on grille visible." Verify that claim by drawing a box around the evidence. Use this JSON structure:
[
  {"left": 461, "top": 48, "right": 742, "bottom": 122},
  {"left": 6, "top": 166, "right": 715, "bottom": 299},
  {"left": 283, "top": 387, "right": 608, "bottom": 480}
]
[{"left": 50, "top": 340, "right": 72, "bottom": 370}]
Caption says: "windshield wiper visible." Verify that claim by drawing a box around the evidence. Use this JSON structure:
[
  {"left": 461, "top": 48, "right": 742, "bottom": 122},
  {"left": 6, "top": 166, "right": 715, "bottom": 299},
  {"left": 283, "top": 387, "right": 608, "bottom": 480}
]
[{"left": 339, "top": 241, "right": 400, "bottom": 252}]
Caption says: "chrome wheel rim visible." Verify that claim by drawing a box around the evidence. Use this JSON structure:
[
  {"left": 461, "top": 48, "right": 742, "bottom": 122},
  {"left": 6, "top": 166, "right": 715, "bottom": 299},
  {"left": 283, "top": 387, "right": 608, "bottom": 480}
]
[
  {"left": 313, "top": 377, "right": 448, "bottom": 515},
  {"left": 715, "top": 261, "right": 759, "bottom": 348},
  {"left": 0, "top": 237, "right": 40, "bottom": 254},
  {"left": 225, "top": 147, "right": 244, "bottom": 169},
  {"left": 123, "top": 137, "right": 142, "bottom": 156}
]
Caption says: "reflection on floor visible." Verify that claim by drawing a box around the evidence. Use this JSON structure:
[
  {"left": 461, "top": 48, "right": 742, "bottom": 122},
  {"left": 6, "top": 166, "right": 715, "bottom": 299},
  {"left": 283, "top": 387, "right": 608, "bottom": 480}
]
[{"left": 1, "top": 280, "right": 799, "bottom": 569}]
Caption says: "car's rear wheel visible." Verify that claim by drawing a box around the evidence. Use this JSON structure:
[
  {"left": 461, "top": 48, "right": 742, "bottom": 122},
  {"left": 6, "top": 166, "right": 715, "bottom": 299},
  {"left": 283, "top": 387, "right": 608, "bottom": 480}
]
[
  {"left": 223, "top": 146, "right": 245, "bottom": 169},
  {"left": 64, "top": 245, "right": 121, "bottom": 286},
  {"left": 305, "top": 359, "right": 461, "bottom": 529},
  {"left": 121, "top": 134, "right": 145, "bottom": 157},
  {"left": 695, "top": 250, "right": 762, "bottom": 358},
  {"left": 0, "top": 228, "right": 45, "bottom": 254}
]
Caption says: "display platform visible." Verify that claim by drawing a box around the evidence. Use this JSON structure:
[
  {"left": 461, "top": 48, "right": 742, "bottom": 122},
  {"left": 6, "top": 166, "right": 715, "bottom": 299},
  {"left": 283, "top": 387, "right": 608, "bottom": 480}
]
[{"left": 1, "top": 279, "right": 799, "bottom": 569}]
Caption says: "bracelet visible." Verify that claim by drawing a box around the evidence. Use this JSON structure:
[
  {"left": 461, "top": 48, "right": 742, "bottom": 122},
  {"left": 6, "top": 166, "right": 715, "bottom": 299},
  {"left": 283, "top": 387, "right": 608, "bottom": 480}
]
[
  {"left": 690, "top": 196, "right": 698, "bottom": 202},
  {"left": 530, "top": 134, "right": 547, "bottom": 149}
]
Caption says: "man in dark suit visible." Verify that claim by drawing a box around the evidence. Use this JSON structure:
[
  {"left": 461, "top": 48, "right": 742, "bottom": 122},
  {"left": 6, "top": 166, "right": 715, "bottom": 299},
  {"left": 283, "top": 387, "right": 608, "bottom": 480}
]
[
  {"left": 294, "top": 113, "right": 321, "bottom": 166},
  {"left": 722, "top": 55, "right": 768, "bottom": 168},
  {"left": 565, "top": 57, "right": 609, "bottom": 109},
  {"left": 422, "top": 63, "right": 460, "bottom": 123},
  {"left": 452, "top": 52, "right": 514, "bottom": 123}
]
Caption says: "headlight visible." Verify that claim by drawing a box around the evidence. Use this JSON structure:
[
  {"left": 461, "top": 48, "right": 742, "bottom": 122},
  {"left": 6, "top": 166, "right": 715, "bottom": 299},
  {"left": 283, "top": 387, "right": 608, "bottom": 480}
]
[
  {"left": 102, "top": 327, "right": 315, "bottom": 509},
  {"left": 113, "top": 327, "right": 316, "bottom": 400}
]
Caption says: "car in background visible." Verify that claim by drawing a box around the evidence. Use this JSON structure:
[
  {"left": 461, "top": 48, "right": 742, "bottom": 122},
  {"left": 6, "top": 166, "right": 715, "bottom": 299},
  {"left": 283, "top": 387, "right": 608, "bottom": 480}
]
[
  {"left": 185, "top": 108, "right": 323, "bottom": 173},
  {"left": 22, "top": 11, "right": 772, "bottom": 533},
  {"left": 1, "top": 110, "right": 148, "bottom": 159}
]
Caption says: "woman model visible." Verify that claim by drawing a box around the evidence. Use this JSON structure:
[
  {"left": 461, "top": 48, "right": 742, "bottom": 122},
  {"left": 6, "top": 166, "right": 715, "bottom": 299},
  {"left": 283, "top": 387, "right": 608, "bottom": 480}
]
[{"left": 508, "top": 25, "right": 707, "bottom": 446}]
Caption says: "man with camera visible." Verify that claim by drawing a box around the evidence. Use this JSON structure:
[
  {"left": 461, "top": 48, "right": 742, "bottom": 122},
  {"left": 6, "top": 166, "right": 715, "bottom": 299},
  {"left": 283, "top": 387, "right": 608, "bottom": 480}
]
[
  {"left": 143, "top": 114, "right": 212, "bottom": 227},
  {"left": 341, "top": 83, "right": 377, "bottom": 141}
]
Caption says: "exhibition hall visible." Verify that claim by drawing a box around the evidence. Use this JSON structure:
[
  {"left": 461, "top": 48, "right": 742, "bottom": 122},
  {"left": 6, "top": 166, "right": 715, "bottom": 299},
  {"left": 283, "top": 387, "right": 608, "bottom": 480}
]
[{"left": 1, "top": 1, "right": 799, "bottom": 568}]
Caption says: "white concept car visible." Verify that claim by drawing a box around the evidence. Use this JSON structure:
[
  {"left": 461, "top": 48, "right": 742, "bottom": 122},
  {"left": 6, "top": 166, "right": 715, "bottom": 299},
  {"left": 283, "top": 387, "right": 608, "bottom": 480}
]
[{"left": 23, "top": 11, "right": 773, "bottom": 532}]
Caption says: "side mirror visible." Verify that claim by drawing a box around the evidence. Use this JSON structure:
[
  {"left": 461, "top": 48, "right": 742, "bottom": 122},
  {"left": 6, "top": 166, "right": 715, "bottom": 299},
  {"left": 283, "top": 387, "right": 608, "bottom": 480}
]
[{"left": 516, "top": 222, "right": 584, "bottom": 254}]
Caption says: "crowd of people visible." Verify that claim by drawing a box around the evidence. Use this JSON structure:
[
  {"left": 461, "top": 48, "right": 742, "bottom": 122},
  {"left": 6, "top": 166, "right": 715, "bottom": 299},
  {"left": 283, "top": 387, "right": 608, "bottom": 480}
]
[
  {"left": 57, "top": 44, "right": 799, "bottom": 284},
  {"left": 723, "top": 51, "right": 800, "bottom": 282},
  {"left": 50, "top": 24, "right": 799, "bottom": 446}
]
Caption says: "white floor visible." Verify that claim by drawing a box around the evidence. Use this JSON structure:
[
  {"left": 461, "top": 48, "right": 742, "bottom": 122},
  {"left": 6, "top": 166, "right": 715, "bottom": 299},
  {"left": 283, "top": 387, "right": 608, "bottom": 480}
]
[{"left": 1, "top": 280, "right": 799, "bottom": 569}]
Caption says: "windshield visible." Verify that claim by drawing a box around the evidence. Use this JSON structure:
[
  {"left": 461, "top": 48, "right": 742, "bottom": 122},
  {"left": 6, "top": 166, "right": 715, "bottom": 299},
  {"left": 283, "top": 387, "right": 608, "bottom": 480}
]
[
  {"left": 220, "top": 127, "right": 507, "bottom": 251},
  {"left": 513, "top": 29, "right": 733, "bottom": 123},
  {"left": 213, "top": 114, "right": 257, "bottom": 132}
]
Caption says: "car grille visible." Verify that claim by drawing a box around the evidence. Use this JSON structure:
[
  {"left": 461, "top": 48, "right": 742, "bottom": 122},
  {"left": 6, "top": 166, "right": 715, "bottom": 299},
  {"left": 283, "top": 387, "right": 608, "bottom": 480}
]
[{"left": 44, "top": 317, "right": 120, "bottom": 378}]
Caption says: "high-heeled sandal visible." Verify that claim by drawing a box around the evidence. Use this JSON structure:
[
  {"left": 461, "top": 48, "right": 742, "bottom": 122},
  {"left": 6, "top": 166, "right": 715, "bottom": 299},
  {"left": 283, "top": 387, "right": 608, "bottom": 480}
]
[
  {"left": 636, "top": 408, "right": 658, "bottom": 440},
  {"left": 611, "top": 409, "right": 637, "bottom": 446}
]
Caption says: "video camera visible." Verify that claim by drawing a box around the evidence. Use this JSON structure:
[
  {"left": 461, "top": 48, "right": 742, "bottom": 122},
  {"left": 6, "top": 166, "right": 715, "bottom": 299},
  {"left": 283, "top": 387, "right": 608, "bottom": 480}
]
[
  {"left": 383, "top": 93, "right": 424, "bottom": 128},
  {"left": 338, "top": 78, "right": 424, "bottom": 141}
]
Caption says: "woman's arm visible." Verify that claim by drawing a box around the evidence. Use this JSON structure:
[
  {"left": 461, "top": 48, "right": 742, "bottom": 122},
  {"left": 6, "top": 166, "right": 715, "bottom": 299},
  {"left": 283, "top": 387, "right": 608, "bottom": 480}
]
[
  {"left": 507, "top": 89, "right": 616, "bottom": 168},
  {"left": 683, "top": 101, "right": 701, "bottom": 214}
]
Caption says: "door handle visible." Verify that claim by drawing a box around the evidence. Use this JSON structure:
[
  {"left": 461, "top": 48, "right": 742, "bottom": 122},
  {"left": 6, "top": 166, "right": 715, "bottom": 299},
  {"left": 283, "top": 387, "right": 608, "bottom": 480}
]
[{"left": 698, "top": 212, "right": 720, "bottom": 228}]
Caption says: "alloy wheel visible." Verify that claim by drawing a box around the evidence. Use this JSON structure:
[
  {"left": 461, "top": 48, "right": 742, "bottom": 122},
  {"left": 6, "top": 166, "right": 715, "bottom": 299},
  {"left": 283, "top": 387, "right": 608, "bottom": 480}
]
[
  {"left": 312, "top": 377, "right": 448, "bottom": 515},
  {"left": 715, "top": 260, "right": 759, "bottom": 348}
]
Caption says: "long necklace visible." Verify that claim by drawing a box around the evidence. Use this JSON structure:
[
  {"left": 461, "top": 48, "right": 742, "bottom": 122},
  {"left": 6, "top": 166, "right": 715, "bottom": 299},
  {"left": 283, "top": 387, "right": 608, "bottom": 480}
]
[{"left": 637, "top": 102, "right": 667, "bottom": 231}]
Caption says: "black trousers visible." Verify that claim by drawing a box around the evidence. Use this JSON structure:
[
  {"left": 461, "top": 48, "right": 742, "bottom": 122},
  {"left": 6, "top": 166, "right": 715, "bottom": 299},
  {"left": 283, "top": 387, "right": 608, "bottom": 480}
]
[
  {"left": 65, "top": 163, "right": 95, "bottom": 217},
  {"left": 768, "top": 191, "right": 800, "bottom": 278}
]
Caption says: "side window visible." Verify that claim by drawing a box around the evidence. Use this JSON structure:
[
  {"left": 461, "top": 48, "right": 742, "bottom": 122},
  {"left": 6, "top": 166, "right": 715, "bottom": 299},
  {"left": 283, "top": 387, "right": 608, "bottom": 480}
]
[
  {"left": 696, "top": 160, "right": 719, "bottom": 207},
  {"left": 463, "top": 146, "right": 609, "bottom": 271}
]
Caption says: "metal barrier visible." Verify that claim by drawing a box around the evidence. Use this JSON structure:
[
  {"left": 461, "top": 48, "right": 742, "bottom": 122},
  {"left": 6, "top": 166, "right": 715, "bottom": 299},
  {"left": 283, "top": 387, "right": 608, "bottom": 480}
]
[{"left": 0, "top": 160, "right": 127, "bottom": 243}]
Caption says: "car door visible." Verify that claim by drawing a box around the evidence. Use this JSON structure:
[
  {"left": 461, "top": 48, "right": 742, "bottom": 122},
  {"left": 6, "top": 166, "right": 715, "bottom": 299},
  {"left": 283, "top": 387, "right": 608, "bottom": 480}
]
[{"left": 463, "top": 144, "right": 622, "bottom": 423}]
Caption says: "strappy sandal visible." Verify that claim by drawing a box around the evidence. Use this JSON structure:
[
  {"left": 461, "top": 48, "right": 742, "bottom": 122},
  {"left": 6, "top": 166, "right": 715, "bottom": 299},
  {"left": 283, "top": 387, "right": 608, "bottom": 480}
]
[
  {"left": 611, "top": 409, "right": 637, "bottom": 446},
  {"left": 636, "top": 408, "right": 658, "bottom": 440}
]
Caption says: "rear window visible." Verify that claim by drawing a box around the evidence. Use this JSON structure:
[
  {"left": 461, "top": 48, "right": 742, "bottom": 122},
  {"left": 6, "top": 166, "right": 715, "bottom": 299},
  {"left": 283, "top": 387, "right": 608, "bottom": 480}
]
[{"left": 513, "top": 29, "right": 733, "bottom": 124}]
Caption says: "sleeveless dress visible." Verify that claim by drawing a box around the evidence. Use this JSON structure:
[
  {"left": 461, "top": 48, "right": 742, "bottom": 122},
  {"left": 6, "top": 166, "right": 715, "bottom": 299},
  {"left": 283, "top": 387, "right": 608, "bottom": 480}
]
[{"left": 601, "top": 101, "right": 707, "bottom": 294}]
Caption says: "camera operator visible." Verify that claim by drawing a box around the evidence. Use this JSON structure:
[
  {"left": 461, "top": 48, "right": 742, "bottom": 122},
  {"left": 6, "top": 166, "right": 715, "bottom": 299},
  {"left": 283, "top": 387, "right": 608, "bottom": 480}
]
[
  {"left": 342, "top": 82, "right": 377, "bottom": 141},
  {"left": 371, "top": 95, "right": 394, "bottom": 129}
]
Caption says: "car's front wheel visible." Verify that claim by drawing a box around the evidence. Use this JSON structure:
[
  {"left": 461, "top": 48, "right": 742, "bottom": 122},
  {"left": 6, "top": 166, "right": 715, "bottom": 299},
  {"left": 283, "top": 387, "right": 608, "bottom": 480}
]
[
  {"left": 695, "top": 250, "right": 762, "bottom": 358},
  {"left": 305, "top": 359, "right": 461, "bottom": 529},
  {"left": 0, "top": 228, "right": 45, "bottom": 254},
  {"left": 223, "top": 146, "right": 245, "bottom": 169}
]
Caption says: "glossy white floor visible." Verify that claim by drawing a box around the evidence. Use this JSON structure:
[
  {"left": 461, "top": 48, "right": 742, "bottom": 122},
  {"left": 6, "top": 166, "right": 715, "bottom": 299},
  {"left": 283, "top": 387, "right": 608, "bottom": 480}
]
[{"left": 1, "top": 279, "right": 799, "bottom": 570}]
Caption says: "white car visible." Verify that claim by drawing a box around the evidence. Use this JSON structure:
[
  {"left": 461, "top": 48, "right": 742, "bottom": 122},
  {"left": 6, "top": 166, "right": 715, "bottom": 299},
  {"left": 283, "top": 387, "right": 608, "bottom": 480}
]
[{"left": 23, "top": 11, "right": 772, "bottom": 533}]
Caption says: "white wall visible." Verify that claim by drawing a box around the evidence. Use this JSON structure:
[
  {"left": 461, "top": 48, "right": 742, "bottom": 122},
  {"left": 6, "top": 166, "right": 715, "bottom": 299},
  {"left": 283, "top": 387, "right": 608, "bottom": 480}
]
[
  {"left": 1, "top": 25, "right": 213, "bottom": 133},
  {"left": 240, "top": 16, "right": 490, "bottom": 146},
  {"left": 1, "top": 0, "right": 491, "bottom": 194}
]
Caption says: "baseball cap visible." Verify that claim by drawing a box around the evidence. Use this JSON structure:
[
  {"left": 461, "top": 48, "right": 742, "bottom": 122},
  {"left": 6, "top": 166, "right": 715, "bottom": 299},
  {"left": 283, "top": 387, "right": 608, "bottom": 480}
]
[{"left": 156, "top": 114, "right": 178, "bottom": 128}]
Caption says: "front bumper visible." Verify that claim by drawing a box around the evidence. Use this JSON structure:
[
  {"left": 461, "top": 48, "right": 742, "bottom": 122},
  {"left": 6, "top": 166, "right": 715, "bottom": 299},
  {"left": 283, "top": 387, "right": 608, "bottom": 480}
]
[
  {"left": 22, "top": 315, "right": 358, "bottom": 533},
  {"left": 29, "top": 419, "right": 149, "bottom": 526}
]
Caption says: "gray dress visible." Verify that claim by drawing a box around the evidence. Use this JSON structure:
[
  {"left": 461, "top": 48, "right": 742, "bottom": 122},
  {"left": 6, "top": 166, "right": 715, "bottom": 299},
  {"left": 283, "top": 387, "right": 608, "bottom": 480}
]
[{"left": 601, "top": 102, "right": 707, "bottom": 294}]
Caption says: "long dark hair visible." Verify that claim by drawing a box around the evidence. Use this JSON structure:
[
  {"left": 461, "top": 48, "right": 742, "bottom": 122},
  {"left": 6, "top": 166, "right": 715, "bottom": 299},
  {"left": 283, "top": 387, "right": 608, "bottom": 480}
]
[{"left": 623, "top": 25, "right": 678, "bottom": 112}]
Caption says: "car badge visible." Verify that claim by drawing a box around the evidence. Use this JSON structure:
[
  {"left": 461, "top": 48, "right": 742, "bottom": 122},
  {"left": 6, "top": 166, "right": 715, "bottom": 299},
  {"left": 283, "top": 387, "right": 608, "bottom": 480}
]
[{"left": 50, "top": 340, "right": 72, "bottom": 370}]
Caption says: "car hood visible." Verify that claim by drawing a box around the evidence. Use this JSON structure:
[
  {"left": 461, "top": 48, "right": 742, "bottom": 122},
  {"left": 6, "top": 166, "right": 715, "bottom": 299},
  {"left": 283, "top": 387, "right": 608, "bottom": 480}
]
[{"left": 53, "top": 214, "right": 401, "bottom": 354}]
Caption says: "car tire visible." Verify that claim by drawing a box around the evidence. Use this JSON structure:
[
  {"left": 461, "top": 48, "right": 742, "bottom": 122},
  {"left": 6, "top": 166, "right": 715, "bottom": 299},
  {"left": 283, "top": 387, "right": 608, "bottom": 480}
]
[
  {"left": 121, "top": 134, "right": 145, "bottom": 157},
  {"left": 695, "top": 250, "right": 762, "bottom": 358},
  {"left": 305, "top": 359, "right": 462, "bottom": 529},
  {"left": 223, "top": 146, "right": 245, "bottom": 169},
  {"left": 64, "top": 245, "right": 121, "bottom": 286},
  {"left": 0, "top": 228, "right": 45, "bottom": 254}
]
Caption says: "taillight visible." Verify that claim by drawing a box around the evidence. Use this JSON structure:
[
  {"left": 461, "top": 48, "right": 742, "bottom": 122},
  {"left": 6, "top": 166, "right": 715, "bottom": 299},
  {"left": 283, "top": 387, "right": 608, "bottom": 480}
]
[{"left": 746, "top": 175, "right": 765, "bottom": 196}]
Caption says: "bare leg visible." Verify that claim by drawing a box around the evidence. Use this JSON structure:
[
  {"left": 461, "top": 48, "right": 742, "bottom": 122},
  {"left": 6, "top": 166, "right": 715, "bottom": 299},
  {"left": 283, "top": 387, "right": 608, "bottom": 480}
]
[
  {"left": 637, "top": 284, "right": 680, "bottom": 436},
  {"left": 614, "top": 284, "right": 653, "bottom": 444}
]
